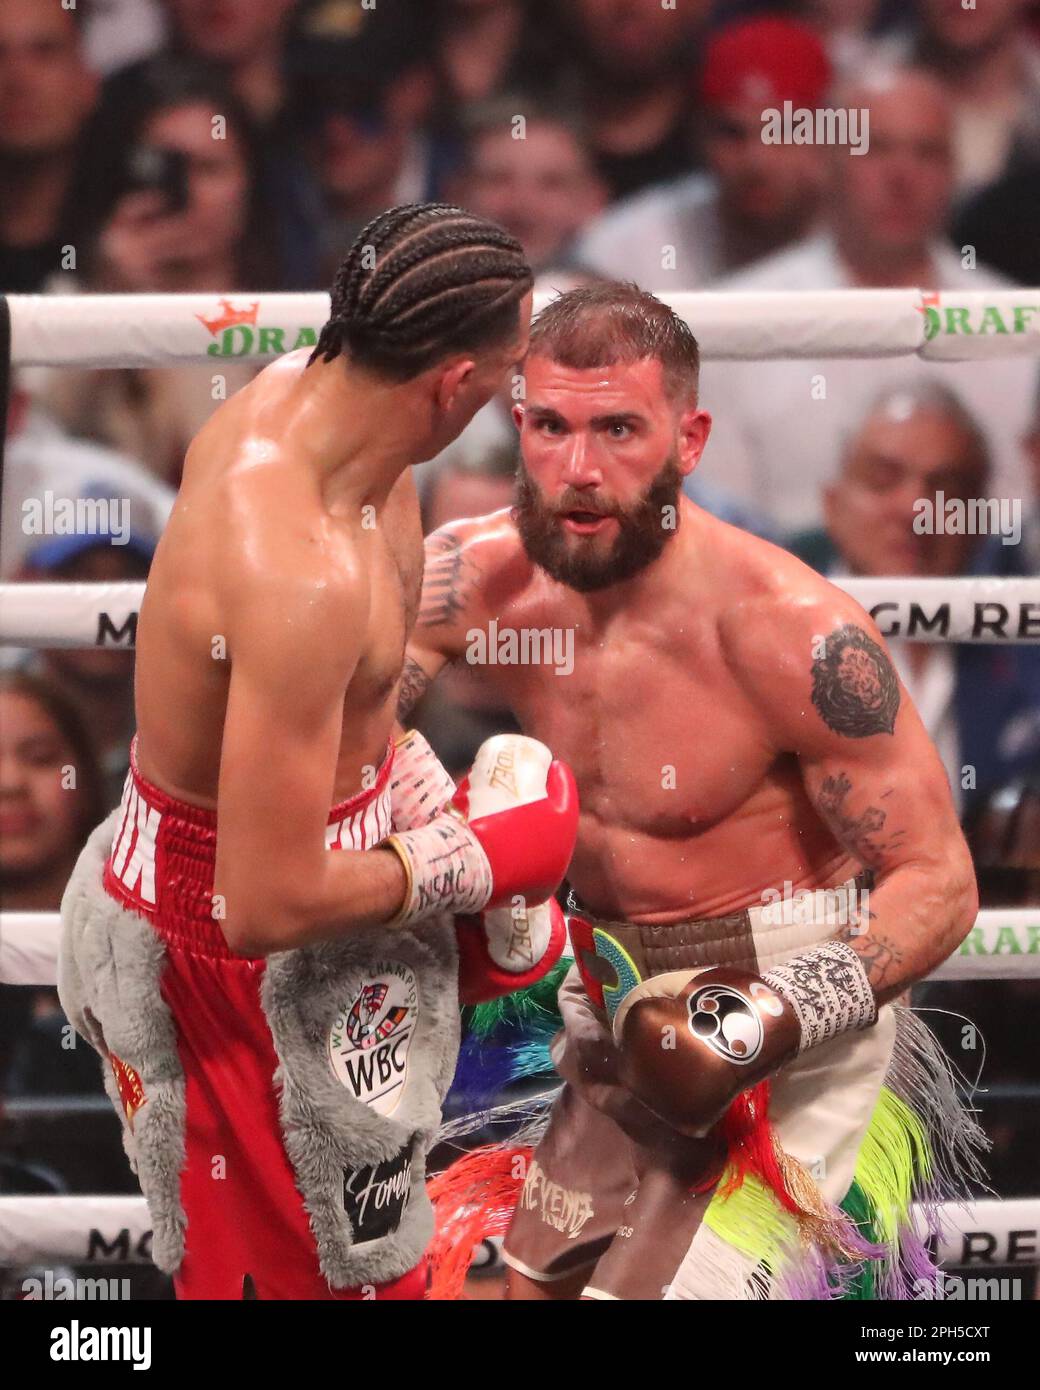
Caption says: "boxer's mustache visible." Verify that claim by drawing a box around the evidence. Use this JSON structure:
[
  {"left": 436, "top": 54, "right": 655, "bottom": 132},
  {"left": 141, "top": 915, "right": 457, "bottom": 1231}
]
[{"left": 550, "top": 492, "right": 623, "bottom": 520}]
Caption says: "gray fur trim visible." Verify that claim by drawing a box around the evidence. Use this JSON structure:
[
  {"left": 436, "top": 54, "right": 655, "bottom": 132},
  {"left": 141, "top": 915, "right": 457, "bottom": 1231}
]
[
  {"left": 262, "top": 918, "right": 461, "bottom": 1288},
  {"left": 57, "top": 812, "right": 187, "bottom": 1273}
]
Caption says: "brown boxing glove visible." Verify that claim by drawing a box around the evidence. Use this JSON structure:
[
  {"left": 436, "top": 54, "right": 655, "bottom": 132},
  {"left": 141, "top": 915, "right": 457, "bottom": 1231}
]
[{"left": 613, "top": 941, "right": 877, "bottom": 1138}]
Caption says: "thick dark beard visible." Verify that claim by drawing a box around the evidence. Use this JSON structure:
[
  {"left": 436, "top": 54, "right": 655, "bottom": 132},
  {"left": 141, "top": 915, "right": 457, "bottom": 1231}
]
[{"left": 513, "top": 456, "right": 683, "bottom": 592}]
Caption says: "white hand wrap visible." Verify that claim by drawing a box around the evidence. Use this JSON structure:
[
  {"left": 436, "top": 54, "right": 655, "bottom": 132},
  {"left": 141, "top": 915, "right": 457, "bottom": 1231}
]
[
  {"left": 385, "top": 815, "right": 494, "bottom": 924},
  {"left": 762, "top": 940, "right": 877, "bottom": 1052},
  {"left": 390, "top": 730, "right": 456, "bottom": 830}
]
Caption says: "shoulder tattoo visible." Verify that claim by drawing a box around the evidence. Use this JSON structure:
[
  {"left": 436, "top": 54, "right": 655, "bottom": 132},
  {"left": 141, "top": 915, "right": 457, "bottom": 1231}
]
[
  {"left": 811, "top": 624, "right": 899, "bottom": 738},
  {"left": 418, "top": 530, "right": 479, "bottom": 630}
]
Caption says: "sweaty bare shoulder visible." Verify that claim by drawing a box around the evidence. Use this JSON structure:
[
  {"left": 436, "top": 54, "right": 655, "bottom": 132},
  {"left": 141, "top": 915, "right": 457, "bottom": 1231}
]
[
  {"left": 217, "top": 449, "right": 366, "bottom": 653},
  {"left": 400, "top": 510, "right": 529, "bottom": 720},
  {"left": 417, "top": 508, "right": 528, "bottom": 635},
  {"left": 715, "top": 529, "right": 899, "bottom": 752}
]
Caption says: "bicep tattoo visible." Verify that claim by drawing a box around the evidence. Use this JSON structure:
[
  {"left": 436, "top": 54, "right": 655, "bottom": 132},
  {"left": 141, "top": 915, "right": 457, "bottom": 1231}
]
[
  {"left": 396, "top": 656, "right": 432, "bottom": 722},
  {"left": 811, "top": 625, "right": 899, "bottom": 738},
  {"left": 418, "top": 530, "right": 479, "bottom": 631}
]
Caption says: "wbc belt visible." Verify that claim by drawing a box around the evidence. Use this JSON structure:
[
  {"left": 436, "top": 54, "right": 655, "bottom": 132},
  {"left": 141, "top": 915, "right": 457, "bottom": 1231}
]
[{"left": 569, "top": 871, "right": 874, "bottom": 1025}]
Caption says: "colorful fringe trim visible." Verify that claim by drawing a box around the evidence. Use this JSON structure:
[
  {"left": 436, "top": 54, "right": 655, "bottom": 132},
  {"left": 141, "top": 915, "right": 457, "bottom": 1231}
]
[
  {"left": 430, "top": 998, "right": 989, "bottom": 1300},
  {"left": 446, "top": 962, "right": 569, "bottom": 1114}
]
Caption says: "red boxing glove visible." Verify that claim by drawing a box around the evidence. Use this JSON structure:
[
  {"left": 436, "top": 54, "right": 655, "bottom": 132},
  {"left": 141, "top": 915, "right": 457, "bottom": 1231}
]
[
  {"left": 456, "top": 895, "right": 568, "bottom": 1006},
  {"left": 383, "top": 735, "right": 579, "bottom": 926}
]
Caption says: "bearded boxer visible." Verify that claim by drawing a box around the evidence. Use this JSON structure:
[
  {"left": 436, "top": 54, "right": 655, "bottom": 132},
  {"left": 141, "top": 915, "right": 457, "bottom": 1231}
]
[
  {"left": 402, "top": 281, "right": 984, "bottom": 1301},
  {"left": 58, "top": 205, "right": 578, "bottom": 1301}
]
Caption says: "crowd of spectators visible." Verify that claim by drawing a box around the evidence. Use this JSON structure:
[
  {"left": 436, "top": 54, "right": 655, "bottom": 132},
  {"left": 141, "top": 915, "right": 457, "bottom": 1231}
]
[{"left": 1, "top": 0, "right": 1038, "bottom": 1294}]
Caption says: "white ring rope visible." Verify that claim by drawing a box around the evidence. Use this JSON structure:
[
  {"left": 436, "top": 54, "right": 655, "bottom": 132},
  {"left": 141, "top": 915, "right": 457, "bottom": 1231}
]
[
  {"left": 2, "top": 910, "right": 1037, "bottom": 986},
  {"left": 1, "top": 577, "right": 1037, "bottom": 650},
  {"left": 5, "top": 288, "right": 1040, "bottom": 367},
  {"left": 0, "top": 1195, "right": 1035, "bottom": 1269}
]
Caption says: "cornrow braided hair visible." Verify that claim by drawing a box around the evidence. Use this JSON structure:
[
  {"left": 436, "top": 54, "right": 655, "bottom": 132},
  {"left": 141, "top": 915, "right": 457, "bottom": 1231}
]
[{"left": 309, "top": 203, "right": 533, "bottom": 380}]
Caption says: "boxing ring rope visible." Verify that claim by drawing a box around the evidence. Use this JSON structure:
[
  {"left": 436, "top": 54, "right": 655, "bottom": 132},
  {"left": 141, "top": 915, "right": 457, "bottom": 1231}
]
[
  {"left": 2, "top": 286, "right": 1038, "bottom": 1291},
  {"left": 4, "top": 287, "right": 1040, "bottom": 366},
  {"left": 2, "top": 577, "right": 1038, "bottom": 649},
  {"left": 4, "top": 910, "right": 1039, "bottom": 987},
  {"left": 1, "top": 1194, "right": 1035, "bottom": 1271}
]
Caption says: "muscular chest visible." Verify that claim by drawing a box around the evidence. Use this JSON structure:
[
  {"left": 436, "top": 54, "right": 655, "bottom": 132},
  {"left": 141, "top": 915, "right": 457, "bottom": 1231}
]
[
  {"left": 352, "top": 499, "right": 423, "bottom": 707},
  {"left": 493, "top": 604, "right": 775, "bottom": 834}
]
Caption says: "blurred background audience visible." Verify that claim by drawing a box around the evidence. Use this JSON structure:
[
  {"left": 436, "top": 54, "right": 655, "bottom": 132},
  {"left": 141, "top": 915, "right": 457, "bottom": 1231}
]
[
  {"left": 0, "top": 0, "right": 98, "bottom": 293},
  {"left": 789, "top": 383, "right": 1040, "bottom": 817},
  {"left": 696, "top": 64, "right": 1036, "bottom": 529},
  {"left": 576, "top": 16, "right": 830, "bottom": 287},
  {"left": 1, "top": 0, "right": 1037, "bottom": 1294},
  {"left": 0, "top": 672, "right": 108, "bottom": 1097}
]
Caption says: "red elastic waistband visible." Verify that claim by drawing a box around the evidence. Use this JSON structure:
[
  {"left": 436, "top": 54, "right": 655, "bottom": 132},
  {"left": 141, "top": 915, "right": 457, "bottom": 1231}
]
[{"left": 103, "top": 737, "right": 395, "bottom": 958}]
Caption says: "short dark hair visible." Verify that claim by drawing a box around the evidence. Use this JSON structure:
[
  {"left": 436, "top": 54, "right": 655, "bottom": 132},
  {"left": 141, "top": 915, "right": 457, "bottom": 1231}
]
[
  {"left": 526, "top": 281, "right": 700, "bottom": 404},
  {"left": 310, "top": 203, "right": 533, "bottom": 381}
]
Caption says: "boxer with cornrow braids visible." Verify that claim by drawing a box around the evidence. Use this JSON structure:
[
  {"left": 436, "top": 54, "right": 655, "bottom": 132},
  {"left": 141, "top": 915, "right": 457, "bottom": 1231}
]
[
  {"left": 311, "top": 202, "right": 533, "bottom": 379},
  {"left": 59, "top": 205, "right": 569, "bottom": 1301}
]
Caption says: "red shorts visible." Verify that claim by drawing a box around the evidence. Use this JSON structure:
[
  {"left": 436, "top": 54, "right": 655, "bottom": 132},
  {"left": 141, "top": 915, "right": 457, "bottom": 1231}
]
[{"left": 103, "top": 742, "right": 424, "bottom": 1300}]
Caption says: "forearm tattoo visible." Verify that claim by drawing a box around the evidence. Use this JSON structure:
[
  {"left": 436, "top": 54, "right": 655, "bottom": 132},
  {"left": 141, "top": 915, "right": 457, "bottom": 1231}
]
[
  {"left": 814, "top": 770, "right": 908, "bottom": 995},
  {"left": 811, "top": 625, "right": 899, "bottom": 737},
  {"left": 418, "top": 530, "right": 478, "bottom": 630},
  {"left": 837, "top": 925, "right": 905, "bottom": 995},
  {"left": 396, "top": 656, "right": 432, "bottom": 722},
  {"left": 814, "top": 771, "right": 906, "bottom": 867}
]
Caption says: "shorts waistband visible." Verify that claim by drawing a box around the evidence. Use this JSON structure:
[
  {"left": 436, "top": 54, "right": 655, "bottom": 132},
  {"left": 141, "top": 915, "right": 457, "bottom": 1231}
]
[
  {"left": 569, "top": 871, "right": 873, "bottom": 1008},
  {"left": 103, "top": 737, "right": 395, "bottom": 957}
]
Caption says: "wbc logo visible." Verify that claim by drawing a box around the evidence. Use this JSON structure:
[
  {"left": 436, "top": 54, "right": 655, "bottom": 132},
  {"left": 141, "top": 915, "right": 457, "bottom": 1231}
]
[
  {"left": 345, "top": 983, "right": 409, "bottom": 1050},
  {"left": 328, "top": 964, "right": 418, "bottom": 1115}
]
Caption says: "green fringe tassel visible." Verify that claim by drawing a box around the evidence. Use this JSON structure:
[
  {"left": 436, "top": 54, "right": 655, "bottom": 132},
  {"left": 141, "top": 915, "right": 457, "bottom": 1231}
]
[
  {"left": 703, "top": 1084, "right": 926, "bottom": 1298},
  {"left": 464, "top": 959, "right": 570, "bottom": 1039},
  {"left": 839, "top": 1181, "right": 878, "bottom": 1300},
  {"left": 850, "top": 1084, "right": 929, "bottom": 1246}
]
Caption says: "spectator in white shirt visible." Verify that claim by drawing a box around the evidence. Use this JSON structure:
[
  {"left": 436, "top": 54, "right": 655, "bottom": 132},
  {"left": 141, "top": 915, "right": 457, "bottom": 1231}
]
[
  {"left": 696, "top": 65, "right": 1036, "bottom": 533},
  {"left": 575, "top": 15, "right": 831, "bottom": 290}
]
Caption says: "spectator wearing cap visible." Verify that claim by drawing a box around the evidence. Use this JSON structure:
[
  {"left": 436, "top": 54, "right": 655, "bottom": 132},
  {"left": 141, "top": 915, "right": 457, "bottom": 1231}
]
[
  {"left": 695, "top": 65, "right": 1036, "bottom": 534},
  {"left": 451, "top": 96, "right": 608, "bottom": 273},
  {"left": 3, "top": 388, "right": 173, "bottom": 803},
  {"left": 558, "top": 0, "right": 711, "bottom": 200},
  {"left": 0, "top": 0, "right": 98, "bottom": 292},
  {"left": 576, "top": 15, "right": 830, "bottom": 289}
]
